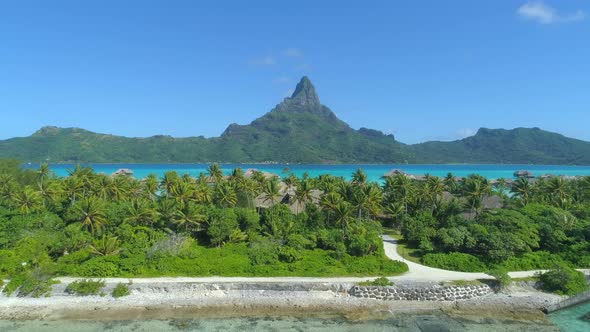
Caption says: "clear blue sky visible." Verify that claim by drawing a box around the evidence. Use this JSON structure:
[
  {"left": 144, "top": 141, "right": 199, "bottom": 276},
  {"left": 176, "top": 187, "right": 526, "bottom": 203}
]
[{"left": 1, "top": 1, "right": 589, "bottom": 143}]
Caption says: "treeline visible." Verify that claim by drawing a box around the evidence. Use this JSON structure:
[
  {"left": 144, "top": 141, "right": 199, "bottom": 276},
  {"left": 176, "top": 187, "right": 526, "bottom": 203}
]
[
  {"left": 395, "top": 174, "right": 590, "bottom": 272},
  {"left": 0, "top": 160, "right": 406, "bottom": 292},
  {"left": 2, "top": 159, "right": 590, "bottom": 293}
]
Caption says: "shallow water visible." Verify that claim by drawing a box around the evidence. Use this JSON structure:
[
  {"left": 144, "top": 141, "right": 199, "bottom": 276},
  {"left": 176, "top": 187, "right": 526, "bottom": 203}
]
[
  {"left": 548, "top": 300, "right": 590, "bottom": 332},
  {"left": 25, "top": 163, "right": 590, "bottom": 181},
  {"left": 0, "top": 314, "right": 560, "bottom": 332}
]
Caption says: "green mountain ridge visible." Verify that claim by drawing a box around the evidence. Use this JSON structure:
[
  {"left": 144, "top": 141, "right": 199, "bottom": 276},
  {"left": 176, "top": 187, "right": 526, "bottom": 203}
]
[{"left": 2, "top": 77, "right": 590, "bottom": 164}]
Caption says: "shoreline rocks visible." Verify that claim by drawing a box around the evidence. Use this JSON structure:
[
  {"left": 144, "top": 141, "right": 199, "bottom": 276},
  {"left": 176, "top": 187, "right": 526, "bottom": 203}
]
[{"left": 350, "top": 284, "right": 492, "bottom": 301}]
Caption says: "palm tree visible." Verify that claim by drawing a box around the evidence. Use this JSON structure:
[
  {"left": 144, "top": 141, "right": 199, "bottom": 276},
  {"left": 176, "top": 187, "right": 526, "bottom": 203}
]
[
  {"left": 333, "top": 201, "right": 354, "bottom": 232},
  {"left": 230, "top": 168, "right": 244, "bottom": 181},
  {"left": 37, "top": 163, "right": 52, "bottom": 182},
  {"left": 443, "top": 173, "right": 458, "bottom": 193},
  {"left": 579, "top": 176, "right": 590, "bottom": 202},
  {"left": 237, "top": 178, "right": 258, "bottom": 208},
  {"left": 384, "top": 201, "right": 404, "bottom": 224},
  {"left": 94, "top": 175, "right": 116, "bottom": 201},
  {"left": 511, "top": 178, "right": 532, "bottom": 205},
  {"left": 283, "top": 174, "right": 299, "bottom": 192},
  {"left": 351, "top": 168, "right": 368, "bottom": 188},
  {"left": 37, "top": 179, "right": 62, "bottom": 209},
  {"left": 157, "top": 198, "right": 178, "bottom": 227},
  {"left": 214, "top": 182, "right": 238, "bottom": 208},
  {"left": 462, "top": 175, "right": 490, "bottom": 216},
  {"left": 62, "top": 176, "right": 84, "bottom": 206},
  {"left": 112, "top": 176, "right": 132, "bottom": 201},
  {"left": 160, "top": 171, "right": 180, "bottom": 198},
  {"left": 142, "top": 174, "right": 160, "bottom": 201},
  {"left": 193, "top": 183, "right": 213, "bottom": 205},
  {"left": 74, "top": 198, "right": 108, "bottom": 235},
  {"left": 261, "top": 177, "right": 282, "bottom": 207},
  {"left": 294, "top": 178, "right": 313, "bottom": 213},
  {"left": 544, "top": 177, "right": 570, "bottom": 208},
  {"left": 174, "top": 203, "right": 207, "bottom": 233},
  {"left": 424, "top": 175, "right": 444, "bottom": 215},
  {"left": 124, "top": 199, "right": 159, "bottom": 226},
  {"left": 89, "top": 235, "right": 122, "bottom": 256},
  {"left": 363, "top": 184, "right": 384, "bottom": 218},
  {"left": 207, "top": 163, "right": 223, "bottom": 183},
  {"left": 170, "top": 180, "right": 195, "bottom": 208},
  {"left": 385, "top": 173, "right": 414, "bottom": 213},
  {"left": 0, "top": 174, "right": 17, "bottom": 206},
  {"left": 12, "top": 187, "right": 42, "bottom": 214},
  {"left": 68, "top": 165, "right": 95, "bottom": 196},
  {"left": 251, "top": 171, "right": 267, "bottom": 187},
  {"left": 495, "top": 178, "right": 508, "bottom": 191},
  {"left": 320, "top": 191, "right": 343, "bottom": 222}
]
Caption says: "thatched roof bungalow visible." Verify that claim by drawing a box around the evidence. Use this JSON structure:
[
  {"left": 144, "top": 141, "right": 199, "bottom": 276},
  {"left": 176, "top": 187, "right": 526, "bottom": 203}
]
[{"left": 112, "top": 168, "right": 133, "bottom": 177}]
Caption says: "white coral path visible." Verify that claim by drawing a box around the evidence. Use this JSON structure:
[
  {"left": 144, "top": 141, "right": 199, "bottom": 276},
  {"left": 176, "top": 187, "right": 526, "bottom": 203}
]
[
  {"left": 381, "top": 235, "right": 491, "bottom": 281},
  {"left": 382, "top": 235, "right": 590, "bottom": 281}
]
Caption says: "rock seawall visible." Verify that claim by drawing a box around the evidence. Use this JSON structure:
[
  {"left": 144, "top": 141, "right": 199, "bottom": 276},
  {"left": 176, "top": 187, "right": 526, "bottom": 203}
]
[{"left": 349, "top": 284, "right": 492, "bottom": 301}]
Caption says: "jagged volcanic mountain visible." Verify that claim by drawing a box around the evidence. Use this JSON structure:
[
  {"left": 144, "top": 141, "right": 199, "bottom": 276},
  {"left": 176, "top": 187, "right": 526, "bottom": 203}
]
[{"left": 2, "top": 77, "right": 590, "bottom": 164}]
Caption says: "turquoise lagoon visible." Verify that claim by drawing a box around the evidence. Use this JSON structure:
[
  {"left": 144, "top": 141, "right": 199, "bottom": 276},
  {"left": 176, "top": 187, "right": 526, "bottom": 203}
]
[
  {"left": 26, "top": 163, "right": 590, "bottom": 181},
  {"left": 548, "top": 300, "right": 590, "bottom": 332}
]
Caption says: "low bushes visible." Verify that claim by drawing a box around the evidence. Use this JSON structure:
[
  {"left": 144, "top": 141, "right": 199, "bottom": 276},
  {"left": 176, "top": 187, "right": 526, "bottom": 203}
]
[
  {"left": 65, "top": 279, "right": 105, "bottom": 296},
  {"left": 422, "top": 252, "right": 486, "bottom": 272},
  {"left": 112, "top": 281, "right": 131, "bottom": 298},
  {"left": 539, "top": 263, "right": 589, "bottom": 296},
  {"left": 2, "top": 272, "right": 58, "bottom": 297},
  {"left": 488, "top": 268, "right": 511, "bottom": 289},
  {"left": 497, "top": 251, "right": 568, "bottom": 271},
  {"left": 358, "top": 277, "right": 393, "bottom": 286}
]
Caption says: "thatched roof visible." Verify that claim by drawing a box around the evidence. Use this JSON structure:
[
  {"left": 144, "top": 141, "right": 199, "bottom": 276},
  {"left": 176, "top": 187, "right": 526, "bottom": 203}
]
[
  {"left": 112, "top": 168, "right": 133, "bottom": 177},
  {"left": 514, "top": 170, "right": 535, "bottom": 178},
  {"left": 254, "top": 186, "right": 323, "bottom": 214},
  {"left": 482, "top": 195, "right": 503, "bottom": 210},
  {"left": 383, "top": 169, "right": 426, "bottom": 181},
  {"left": 244, "top": 168, "right": 278, "bottom": 179}
]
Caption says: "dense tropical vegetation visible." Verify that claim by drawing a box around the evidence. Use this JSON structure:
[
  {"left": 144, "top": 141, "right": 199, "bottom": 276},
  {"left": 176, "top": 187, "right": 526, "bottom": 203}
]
[
  {"left": 2, "top": 159, "right": 590, "bottom": 296},
  {"left": 389, "top": 173, "right": 590, "bottom": 274},
  {"left": 0, "top": 160, "right": 407, "bottom": 296},
  {"left": 2, "top": 77, "right": 590, "bottom": 164}
]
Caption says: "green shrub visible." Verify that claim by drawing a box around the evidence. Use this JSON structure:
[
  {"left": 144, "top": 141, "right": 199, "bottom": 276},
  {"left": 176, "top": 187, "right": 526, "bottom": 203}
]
[
  {"left": 207, "top": 212, "right": 239, "bottom": 247},
  {"left": 488, "top": 268, "right": 511, "bottom": 289},
  {"left": 358, "top": 277, "right": 393, "bottom": 286},
  {"left": 65, "top": 279, "right": 106, "bottom": 296},
  {"left": 343, "top": 254, "right": 408, "bottom": 275},
  {"left": 17, "top": 274, "right": 59, "bottom": 298},
  {"left": 111, "top": 282, "right": 131, "bottom": 298},
  {"left": 2, "top": 273, "right": 27, "bottom": 296},
  {"left": 248, "top": 239, "right": 279, "bottom": 265},
  {"left": 278, "top": 246, "right": 302, "bottom": 263},
  {"left": 540, "top": 263, "right": 589, "bottom": 296},
  {"left": 147, "top": 234, "right": 194, "bottom": 258},
  {"left": 498, "top": 251, "right": 567, "bottom": 271},
  {"left": 0, "top": 250, "right": 22, "bottom": 278},
  {"left": 78, "top": 257, "right": 120, "bottom": 277},
  {"left": 422, "top": 252, "right": 486, "bottom": 272}
]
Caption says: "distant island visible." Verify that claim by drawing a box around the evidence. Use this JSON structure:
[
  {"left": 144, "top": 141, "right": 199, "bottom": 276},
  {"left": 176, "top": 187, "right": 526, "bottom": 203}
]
[{"left": 2, "top": 77, "right": 590, "bottom": 164}]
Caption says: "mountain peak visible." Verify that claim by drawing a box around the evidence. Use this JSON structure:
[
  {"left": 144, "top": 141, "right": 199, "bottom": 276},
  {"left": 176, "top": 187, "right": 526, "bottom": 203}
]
[
  {"left": 33, "top": 126, "right": 63, "bottom": 136},
  {"left": 290, "top": 76, "right": 320, "bottom": 106}
]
